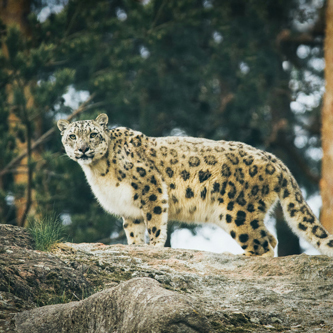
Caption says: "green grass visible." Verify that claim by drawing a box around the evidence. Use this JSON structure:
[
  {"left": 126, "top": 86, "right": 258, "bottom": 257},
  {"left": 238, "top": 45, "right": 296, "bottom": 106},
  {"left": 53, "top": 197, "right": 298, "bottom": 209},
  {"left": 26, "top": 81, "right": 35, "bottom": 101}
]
[{"left": 28, "top": 213, "right": 65, "bottom": 251}]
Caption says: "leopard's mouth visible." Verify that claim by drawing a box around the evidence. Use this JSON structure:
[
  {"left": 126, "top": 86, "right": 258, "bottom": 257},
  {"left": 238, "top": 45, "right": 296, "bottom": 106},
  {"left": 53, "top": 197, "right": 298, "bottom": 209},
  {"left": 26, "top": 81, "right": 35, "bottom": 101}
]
[{"left": 76, "top": 154, "right": 94, "bottom": 160}]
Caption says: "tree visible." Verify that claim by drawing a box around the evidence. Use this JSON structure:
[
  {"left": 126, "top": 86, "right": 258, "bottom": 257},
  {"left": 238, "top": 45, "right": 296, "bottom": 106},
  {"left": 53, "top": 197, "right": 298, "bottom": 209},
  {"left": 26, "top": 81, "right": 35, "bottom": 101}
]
[
  {"left": 321, "top": 0, "right": 333, "bottom": 234},
  {"left": 0, "top": 0, "right": 37, "bottom": 227}
]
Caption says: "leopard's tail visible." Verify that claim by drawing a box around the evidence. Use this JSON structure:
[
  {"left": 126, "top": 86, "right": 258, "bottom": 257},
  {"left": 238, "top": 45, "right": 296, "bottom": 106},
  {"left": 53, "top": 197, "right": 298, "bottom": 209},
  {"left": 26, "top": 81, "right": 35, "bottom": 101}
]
[{"left": 278, "top": 172, "right": 333, "bottom": 257}]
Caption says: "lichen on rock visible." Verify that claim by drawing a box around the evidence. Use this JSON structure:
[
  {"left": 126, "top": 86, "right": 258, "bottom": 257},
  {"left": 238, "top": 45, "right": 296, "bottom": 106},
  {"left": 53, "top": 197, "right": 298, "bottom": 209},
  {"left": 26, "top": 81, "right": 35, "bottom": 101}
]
[{"left": 0, "top": 224, "right": 332, "bottom": 332}]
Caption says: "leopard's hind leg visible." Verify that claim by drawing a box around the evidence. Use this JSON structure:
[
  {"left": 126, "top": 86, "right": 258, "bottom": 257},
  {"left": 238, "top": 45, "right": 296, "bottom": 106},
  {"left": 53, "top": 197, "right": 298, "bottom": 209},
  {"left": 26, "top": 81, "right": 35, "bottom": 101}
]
[{"left": 217, "top": 205, "right": 277, "bottom": 257}]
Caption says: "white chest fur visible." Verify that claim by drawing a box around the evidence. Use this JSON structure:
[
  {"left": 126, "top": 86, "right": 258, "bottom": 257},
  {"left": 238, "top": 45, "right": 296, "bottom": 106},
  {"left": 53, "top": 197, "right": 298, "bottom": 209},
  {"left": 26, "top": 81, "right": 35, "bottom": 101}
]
[{"left": 81, "top": 166, "right": 142, "bottom": 219}]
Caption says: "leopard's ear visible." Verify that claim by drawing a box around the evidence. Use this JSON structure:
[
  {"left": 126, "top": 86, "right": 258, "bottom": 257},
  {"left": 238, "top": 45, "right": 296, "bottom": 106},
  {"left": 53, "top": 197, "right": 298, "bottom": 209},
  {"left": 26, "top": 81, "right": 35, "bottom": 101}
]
[
  {"left": 95, "top": 113, "right": 108, "bottom": 128},
  {"left": 57, "top": 119, "right": 69, "bottom": 135}
]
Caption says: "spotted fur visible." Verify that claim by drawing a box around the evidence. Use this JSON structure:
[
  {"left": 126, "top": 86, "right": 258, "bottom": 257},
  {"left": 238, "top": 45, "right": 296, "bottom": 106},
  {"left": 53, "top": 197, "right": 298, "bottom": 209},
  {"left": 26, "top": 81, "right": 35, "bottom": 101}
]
[{"left": 58, "top": 114, "right": 333, "bottom": 257}]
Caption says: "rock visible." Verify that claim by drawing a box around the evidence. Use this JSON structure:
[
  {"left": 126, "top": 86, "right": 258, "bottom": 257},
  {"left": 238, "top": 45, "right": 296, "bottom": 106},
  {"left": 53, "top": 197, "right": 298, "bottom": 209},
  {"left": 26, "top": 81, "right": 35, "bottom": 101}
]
[
  {"left": 15, "top": 277, "right": 211, "bottom": 333},
  {"left": 0, "top": 224, "right": 34, "bottom": 250},
  {"left": 0, "top": 224, "right": 332, "bottom": 332},
  {"left": 0, "top": 226, "right": 93, "bottom": 333}
]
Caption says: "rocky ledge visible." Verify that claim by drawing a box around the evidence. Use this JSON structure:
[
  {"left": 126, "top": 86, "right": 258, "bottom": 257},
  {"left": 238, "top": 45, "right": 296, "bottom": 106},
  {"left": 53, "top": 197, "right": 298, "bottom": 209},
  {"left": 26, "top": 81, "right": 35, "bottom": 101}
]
[{"left": 0, "top": 224, "right": 332, "bottom": 332}]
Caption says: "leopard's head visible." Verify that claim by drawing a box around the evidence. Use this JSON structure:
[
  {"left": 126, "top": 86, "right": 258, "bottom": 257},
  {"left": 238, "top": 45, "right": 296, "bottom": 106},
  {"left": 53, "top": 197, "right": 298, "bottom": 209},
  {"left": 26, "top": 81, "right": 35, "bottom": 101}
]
[{"left": 57, "top": 114, "right": 109, "bottom": 166}]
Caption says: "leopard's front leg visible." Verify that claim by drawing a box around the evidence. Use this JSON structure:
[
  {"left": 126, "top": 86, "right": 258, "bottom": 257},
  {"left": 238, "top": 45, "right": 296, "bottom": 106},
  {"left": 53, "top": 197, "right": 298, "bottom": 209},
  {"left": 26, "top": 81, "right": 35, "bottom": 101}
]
[
  {"left": 141, "top": 180, "right": 169, "bottom": 247},
  {"left": 130, "top": 163, "right": 169, "bottom": 247},
  {"left": 123, "top": 218, "right": 146, "bottom": 245}
]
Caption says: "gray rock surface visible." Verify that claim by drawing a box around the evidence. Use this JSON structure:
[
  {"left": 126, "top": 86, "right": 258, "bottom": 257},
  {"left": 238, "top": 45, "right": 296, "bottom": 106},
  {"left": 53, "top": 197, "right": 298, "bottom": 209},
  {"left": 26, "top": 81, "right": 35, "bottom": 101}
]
[
  {"left": 0, "top": 224, "right": 332, "bottom": 332},
  {"left": 15, "top": 277, "right": 211, "bottom": 333},
  {"left": 0, "top": 224, "right": 34, "bottom": 250}
]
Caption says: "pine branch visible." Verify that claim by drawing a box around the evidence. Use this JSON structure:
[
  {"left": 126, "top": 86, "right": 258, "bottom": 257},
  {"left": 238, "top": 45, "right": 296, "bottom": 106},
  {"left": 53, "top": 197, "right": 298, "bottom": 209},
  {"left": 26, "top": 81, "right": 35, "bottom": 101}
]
[
  {"left": 277, "top": 135, "right": 320, "bottom": 184},
  {"left": 150, "top": 0, "right": 168, "bottom": 31},
  {"left": 0, "top": 93, "right": 97, "bottom": 177}
]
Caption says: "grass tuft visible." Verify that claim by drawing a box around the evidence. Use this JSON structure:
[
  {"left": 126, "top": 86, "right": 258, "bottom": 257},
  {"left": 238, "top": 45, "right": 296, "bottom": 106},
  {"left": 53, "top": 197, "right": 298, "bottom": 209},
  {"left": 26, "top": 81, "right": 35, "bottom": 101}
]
[{"left": 28, "top": 213, "right": 65, "bottom": 251}]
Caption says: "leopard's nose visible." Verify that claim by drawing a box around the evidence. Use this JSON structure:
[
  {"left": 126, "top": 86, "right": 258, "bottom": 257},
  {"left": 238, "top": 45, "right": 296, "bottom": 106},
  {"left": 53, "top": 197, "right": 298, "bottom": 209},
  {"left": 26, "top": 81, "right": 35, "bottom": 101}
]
[{"left": 78, "top": 143, "right": 89, "bottom": 153}]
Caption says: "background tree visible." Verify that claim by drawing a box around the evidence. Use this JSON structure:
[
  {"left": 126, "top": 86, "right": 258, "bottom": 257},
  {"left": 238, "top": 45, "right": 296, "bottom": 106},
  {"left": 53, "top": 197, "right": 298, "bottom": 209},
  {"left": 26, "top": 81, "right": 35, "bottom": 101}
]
[
  {"left": 321, "top": 0, "right": 333, "bottom": 234},
  {"left": 0, "top": 0, "right": 328, "bottom": 254},
  {"left": 0, "top": 0, "right": 38, "bottom": 227}
]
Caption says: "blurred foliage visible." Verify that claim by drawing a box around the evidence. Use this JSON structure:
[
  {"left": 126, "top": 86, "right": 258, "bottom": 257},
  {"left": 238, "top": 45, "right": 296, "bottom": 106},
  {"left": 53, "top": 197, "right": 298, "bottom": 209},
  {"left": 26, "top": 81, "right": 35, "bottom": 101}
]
[{"left": 0, "top": 0, "right": 325, "bottom": 249}]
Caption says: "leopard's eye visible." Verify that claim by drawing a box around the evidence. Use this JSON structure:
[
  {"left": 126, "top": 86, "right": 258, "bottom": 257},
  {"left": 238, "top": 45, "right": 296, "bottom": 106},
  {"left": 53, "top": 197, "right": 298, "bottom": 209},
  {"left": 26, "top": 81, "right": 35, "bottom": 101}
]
[
  {"left": 69, "top": 134, "right": 76, "bottom": 140},
  {"left": 90, "top": 133, "right": 97, "bottom": 138}
]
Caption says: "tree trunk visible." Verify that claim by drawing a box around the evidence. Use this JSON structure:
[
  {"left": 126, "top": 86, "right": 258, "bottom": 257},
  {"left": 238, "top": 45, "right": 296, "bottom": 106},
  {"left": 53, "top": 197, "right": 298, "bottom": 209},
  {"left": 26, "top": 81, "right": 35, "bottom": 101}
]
[
  {"left": 0, "top": 0, "right": 37, "bottom": 226},
  {"left": 276, "top": 204, "right": 301, "bottom": 256},
  {"left": 320, "top": 0, "right": 333, "bottom": 234},
  {"left": 0, "top": 0, "right": 31, "bottom": 35},
  {"left": 268, "top": 77, "right": 301, "bottom": 255}
]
